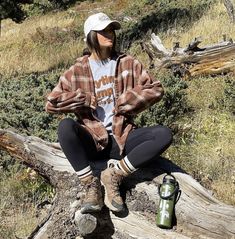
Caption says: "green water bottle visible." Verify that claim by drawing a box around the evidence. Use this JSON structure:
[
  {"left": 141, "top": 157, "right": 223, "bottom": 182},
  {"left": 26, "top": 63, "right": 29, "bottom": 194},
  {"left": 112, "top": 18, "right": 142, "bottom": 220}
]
[{"left": 156, "top": 174, "right": 180, "bottom": 229}]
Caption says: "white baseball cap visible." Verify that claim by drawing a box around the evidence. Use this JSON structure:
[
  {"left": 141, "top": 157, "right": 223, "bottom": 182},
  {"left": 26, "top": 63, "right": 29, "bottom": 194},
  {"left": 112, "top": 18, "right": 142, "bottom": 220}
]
[{"left": 84, "top": 12, "right": 121, "bottom": 38}]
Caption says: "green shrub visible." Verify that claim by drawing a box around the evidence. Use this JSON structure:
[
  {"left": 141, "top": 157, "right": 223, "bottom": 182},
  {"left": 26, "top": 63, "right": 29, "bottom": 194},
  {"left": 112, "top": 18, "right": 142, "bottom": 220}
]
[
  {"left": 0, "top": 70, "right": 64, "bottom": 142},
  {"left": 135, "top": 71, "right": 188, "bottom": 128},
  {"left": 24, "top": 0, "right": 83, "bottom": 16},
  {"left": 0, "top": 0, "right": 32, "bottom": 23},
  {"left": 0, "top": 71, "right": 58, "bottom": 217},
  {"left": 0, "top": 69, "right": 188, "bottom": 140}
]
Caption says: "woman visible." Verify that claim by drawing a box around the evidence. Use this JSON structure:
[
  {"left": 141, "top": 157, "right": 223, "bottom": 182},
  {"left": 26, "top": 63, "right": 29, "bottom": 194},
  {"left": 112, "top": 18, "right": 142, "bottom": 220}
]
[{"left": 45, "top": 12, "right": 172, "bottom": 214}]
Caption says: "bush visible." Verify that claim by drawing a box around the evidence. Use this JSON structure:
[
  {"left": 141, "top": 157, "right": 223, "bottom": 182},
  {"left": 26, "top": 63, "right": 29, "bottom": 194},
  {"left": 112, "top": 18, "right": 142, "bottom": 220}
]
[
  {"left": 0, "top": 70, "right": 64, "bottom": 142},
  {"left": 0, "top": 0, "right": 32, "bottom": 23},
  {"left": 25, "top": 0, "right": 82, "bottom": 16},
  {"left": 0, "top": 68, "right": 189, "bottom": 152},
  {"left": 0, "top": 71, "right": 58, "bottom": 235},
  {"left": 134, "top": 71, "right": 188, "bottom": 128}
]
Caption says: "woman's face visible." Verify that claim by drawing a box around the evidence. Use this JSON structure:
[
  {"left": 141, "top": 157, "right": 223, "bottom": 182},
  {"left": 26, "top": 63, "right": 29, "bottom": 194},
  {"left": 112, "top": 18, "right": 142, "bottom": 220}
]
[{"left": 96, "top": 25, "right": 115, "bottom": 49}]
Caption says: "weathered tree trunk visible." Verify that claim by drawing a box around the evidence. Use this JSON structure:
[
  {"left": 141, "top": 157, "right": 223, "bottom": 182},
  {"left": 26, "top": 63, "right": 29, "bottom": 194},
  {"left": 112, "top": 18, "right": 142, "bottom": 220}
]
[
  {"left": 0, "top": 129, "right": 235, "bottom": 239},
  {"left": 142, "top": 33, "right": 235, "bottom": 78},
  {"left": 224, "top": 0, "right": 235, "bottom": 23}
]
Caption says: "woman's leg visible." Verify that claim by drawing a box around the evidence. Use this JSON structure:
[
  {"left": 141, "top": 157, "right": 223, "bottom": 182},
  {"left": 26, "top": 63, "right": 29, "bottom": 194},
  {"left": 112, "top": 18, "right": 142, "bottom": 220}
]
[
  {"left": 107, "top": 125, "right": 173, "bottom": 173},
  {"left": 101, "top": 125, "right": 172, "bottom": 212},
  {"left": 58, "top": 118, "right": 103, "bottom": 213},
  {"left": 122, "top": 125, "right": 173, "bottom": 171},
  {"left": 58, "top": 118, "right": 97, "bottom": 177}
]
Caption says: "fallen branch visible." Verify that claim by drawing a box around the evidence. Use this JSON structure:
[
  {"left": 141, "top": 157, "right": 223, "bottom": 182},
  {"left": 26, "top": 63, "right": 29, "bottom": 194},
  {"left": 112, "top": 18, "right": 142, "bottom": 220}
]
[{"left": 144, "top": 33, "right": 235, "bottom": 78}]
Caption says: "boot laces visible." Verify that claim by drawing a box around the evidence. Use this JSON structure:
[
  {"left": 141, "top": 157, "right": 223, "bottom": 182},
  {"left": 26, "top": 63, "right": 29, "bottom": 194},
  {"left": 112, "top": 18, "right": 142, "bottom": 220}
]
[
  {"left": 111, "top": 171, "right": 123, "bottom": 197},
  {"left": 82, "top": 178, "right": 99, "bottom": 198}
]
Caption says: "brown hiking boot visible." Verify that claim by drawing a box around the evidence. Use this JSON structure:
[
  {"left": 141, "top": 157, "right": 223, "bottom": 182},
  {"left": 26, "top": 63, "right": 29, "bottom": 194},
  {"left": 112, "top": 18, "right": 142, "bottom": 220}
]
[
  {"left": 80, "top": 175, "right": 103, "bottom": 214},
  {"left": 100, "top": 167, "right": 126, "bottom": 212}
]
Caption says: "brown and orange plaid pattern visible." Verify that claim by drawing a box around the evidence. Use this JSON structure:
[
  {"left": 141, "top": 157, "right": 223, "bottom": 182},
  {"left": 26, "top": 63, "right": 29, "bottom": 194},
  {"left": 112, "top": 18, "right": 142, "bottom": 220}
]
[{"left": 45, "top": 54, "right": 164, "bottom": 154}]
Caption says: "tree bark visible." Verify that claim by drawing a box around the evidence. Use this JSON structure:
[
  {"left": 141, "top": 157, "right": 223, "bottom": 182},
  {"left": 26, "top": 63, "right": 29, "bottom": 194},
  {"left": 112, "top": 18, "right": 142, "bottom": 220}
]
[
  {"left": 224, "top": 0, "right": 235, "bottom": 23},
  {"left": 144, "top": 33, "right": 235, "bottom": 78},
  {"left": 0, "top": 129, "right": 235, "bottom": 239}
]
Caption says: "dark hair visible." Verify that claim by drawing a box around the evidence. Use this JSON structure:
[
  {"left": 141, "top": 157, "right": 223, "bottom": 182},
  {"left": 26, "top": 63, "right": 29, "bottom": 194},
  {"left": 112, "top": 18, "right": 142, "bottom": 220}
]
[
  {"left": 82, "top": 47, "right": 91, "bottom": 56},
  {"left": 86, "top": 29, "right": 117, "bottom": 59}
]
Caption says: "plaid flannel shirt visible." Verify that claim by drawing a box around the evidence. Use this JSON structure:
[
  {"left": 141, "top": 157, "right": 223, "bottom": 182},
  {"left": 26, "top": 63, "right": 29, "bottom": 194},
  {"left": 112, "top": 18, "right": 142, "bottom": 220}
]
[{"left": 45, "top": 54, "right": 164, "bottom": 155}]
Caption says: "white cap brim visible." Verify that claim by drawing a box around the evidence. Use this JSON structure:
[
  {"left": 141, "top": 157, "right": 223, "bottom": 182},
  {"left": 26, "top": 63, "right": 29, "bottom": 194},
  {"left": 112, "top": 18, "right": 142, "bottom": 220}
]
[
  {"left": 91, "top": 20, "right": 121, "bottom": 32},
  {"left": 85, "top": 21, "right": 121, "bottom": 38}
]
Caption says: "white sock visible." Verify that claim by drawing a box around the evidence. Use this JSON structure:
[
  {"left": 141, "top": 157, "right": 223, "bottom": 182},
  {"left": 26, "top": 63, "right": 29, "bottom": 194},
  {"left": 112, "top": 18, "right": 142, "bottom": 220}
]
[
  {"left": 118, "top": 156, "right": 137, "bottom": 175},
  {"left": 76, "top": 165, "right": 92, "bottom": 180}
]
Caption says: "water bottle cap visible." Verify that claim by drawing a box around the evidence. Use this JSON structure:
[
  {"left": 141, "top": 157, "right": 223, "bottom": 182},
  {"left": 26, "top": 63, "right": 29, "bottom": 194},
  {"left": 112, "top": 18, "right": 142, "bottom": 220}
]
[
  {"left": 163, "top": 174, "right": 177, "bottom": 185},
  {"left": 163, "top": 178, "right": 176, "bottom": 184}
]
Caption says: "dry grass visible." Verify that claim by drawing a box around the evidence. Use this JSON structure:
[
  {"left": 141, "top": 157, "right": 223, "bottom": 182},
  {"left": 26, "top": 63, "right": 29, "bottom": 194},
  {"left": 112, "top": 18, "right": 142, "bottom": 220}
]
[
  {"left": 0, "top": 35, "right": 84, "bottom": 75},
  {"left": 0, "top": 0, "right": 133, "bottom": 77},
  {"left": 161, "top": 2, "right": 235, "bottom": 49},
  {"left": 149, "top": 2, "right": 235, "bottom": 205},
  {"left": 1, "top": 206, "right": 47, "bottom": 239},
  {"left": 0, "top": 10, "right": 85, "bottom": 76},
  {"left": 167, "top": 112, "right": 235, "bottom": 205},
  {"left": 186, "top": 76, "right": 226, "bottom": 109},
  {"left": 165, "top": 76, "right": 235, "bottom": 205},
  {"left": 1, "top": 11, "right": 75, "bottom": 40},
  {"left": 0, "top": 164, "right": 51, "bottom": 238},
  {"left": 212, "top": 180, "right": 235, "bottom": 205},
  {"left": 1, "top": 1, "right": 234, "bottom": 76}
]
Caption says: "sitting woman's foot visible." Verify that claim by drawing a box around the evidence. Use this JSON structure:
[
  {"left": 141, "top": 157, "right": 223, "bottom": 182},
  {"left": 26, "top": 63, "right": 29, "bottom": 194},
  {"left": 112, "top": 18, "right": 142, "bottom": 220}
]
[
  {"left": 80, "top": 175, "right": 103, "bottom": 214},
  {"left": 101, "top": 167, "right": 126, "bottom": 212}
]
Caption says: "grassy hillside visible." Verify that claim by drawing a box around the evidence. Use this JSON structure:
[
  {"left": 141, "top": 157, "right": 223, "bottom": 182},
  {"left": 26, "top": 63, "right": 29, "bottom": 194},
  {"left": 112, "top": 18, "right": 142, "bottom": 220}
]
[
  {"left": 0, "top": 0, "right": 234, "bottom": 238},
  {"left": 2, "top": 0, "right": 233, "bottom": 76}
]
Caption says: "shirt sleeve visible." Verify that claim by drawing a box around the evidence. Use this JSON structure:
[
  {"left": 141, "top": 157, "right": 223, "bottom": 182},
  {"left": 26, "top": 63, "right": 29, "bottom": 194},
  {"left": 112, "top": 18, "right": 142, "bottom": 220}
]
[
  {"left": 45, "top": 68, "right": 93, "bottom": 114},
  {"left": 115, "top": 59, "right": 164, "bottom": 115}
]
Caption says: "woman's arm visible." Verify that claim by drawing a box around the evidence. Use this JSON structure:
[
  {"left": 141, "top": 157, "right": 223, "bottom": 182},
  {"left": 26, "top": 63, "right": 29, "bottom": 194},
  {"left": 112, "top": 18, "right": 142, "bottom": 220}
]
[
  {"left": 45, "top": 68, "right": 96, "bottom": 114},
  {"left": 114, "top": 59, "right": 164, "bottom": 116}
]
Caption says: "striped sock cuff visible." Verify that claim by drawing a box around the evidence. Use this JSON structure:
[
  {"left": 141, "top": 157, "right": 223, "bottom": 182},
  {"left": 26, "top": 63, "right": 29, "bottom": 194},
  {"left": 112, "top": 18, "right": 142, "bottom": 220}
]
[
  {"left": 118, "top": 156, "right": 137, "bottom": 175},
  {"left": 76, "top": 165, "right": 92, "bottom": 179}
]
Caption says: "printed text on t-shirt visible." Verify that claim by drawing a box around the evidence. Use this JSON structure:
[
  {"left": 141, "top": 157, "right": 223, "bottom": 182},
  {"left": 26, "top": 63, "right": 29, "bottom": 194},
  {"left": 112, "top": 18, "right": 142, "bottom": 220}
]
[{"left": 95, "top": 76, "right": 115, "bottom": 103}]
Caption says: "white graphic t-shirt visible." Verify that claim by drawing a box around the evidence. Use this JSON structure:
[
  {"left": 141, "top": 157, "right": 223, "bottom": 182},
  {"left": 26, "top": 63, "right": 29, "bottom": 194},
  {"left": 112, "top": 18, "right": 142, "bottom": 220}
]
[{"left": 89, "top": 58, "right": 117, "bottom": 132}]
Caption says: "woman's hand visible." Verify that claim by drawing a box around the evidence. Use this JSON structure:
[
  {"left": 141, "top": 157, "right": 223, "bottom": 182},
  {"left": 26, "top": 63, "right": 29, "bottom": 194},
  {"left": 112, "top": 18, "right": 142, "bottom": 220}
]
[{"left": 90, "top": 95, "right": 97, "bottom": 110}]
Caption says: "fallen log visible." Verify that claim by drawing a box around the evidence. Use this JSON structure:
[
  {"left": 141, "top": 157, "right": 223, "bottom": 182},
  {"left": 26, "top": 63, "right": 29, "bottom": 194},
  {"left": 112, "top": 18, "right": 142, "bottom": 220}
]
[
  {"left": 0, "top": 129, "right": 235, "bottom": 239},
  {"left": 143, "top": 33, "right": 235, "bottom": 78}
]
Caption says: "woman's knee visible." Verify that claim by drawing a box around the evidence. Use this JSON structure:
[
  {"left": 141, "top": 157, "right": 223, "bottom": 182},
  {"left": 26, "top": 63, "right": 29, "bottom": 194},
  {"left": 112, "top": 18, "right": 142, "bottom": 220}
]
[
  {"left": 154, "top": 125, "right": 173, "bottom": 145},
  {"left": 58, "top": 118, "right": 77, "bottom": 136}
]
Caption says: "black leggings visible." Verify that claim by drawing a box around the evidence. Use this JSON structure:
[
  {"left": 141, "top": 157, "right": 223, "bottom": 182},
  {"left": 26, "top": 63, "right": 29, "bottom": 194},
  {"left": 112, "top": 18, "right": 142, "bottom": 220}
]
[{"left": 58, "top": 118, "right": 173, "bottom": 171}]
